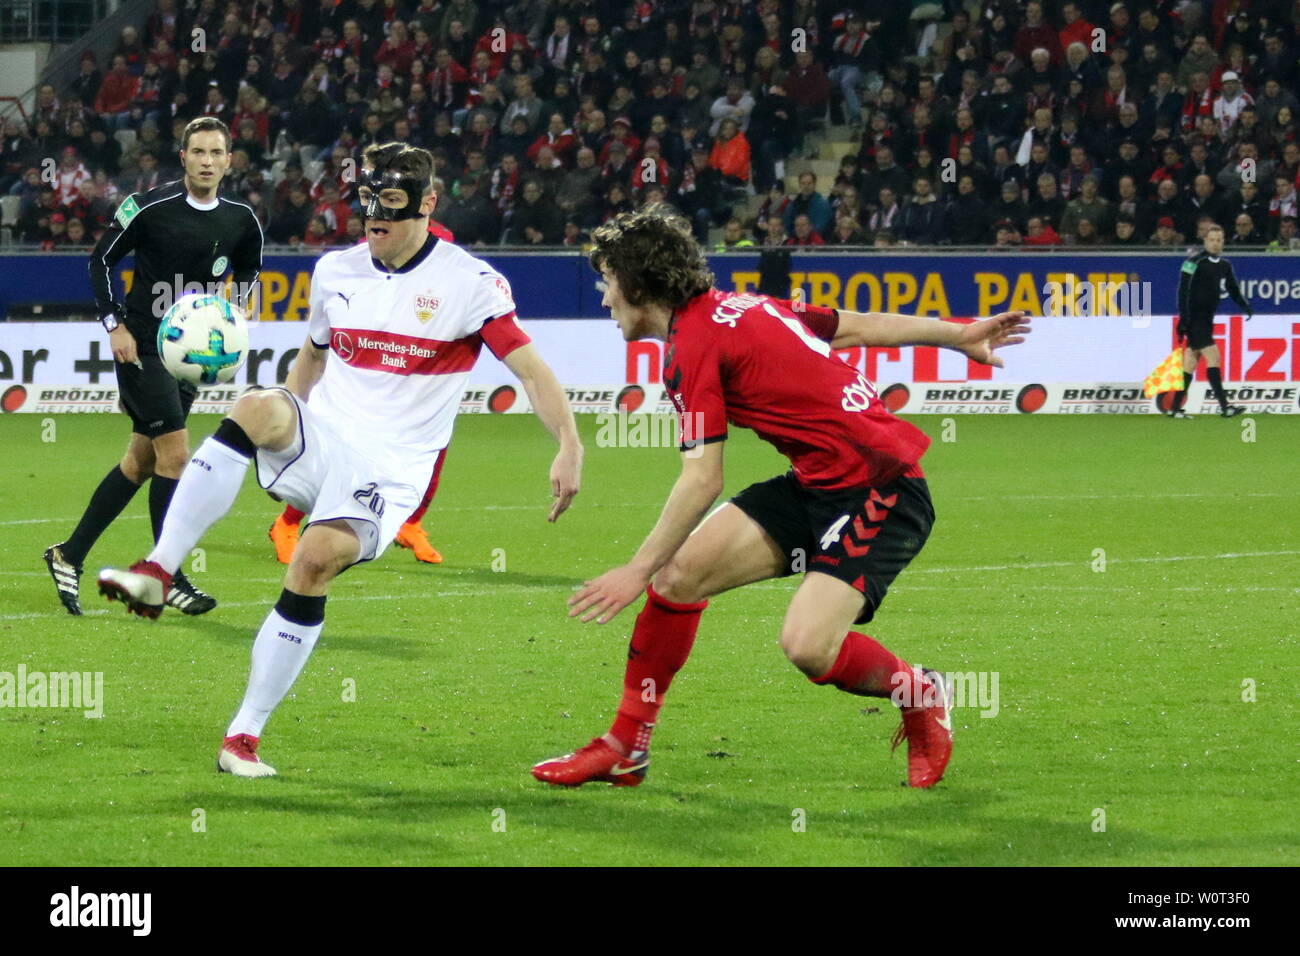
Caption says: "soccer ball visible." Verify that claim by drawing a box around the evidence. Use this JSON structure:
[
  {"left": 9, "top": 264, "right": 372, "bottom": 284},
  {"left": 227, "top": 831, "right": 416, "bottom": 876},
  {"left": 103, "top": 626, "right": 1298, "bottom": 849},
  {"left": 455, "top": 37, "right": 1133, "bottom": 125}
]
[{"left": 157, "top": 293, "right": 250, "bottom": 386}]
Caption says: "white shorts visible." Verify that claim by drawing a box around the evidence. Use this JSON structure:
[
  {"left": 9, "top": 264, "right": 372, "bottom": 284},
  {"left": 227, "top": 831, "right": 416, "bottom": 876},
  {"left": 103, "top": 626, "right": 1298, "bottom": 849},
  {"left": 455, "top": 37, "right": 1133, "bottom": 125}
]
[{"left": 253, "top": 388, "right": 429, "bottom": 564}]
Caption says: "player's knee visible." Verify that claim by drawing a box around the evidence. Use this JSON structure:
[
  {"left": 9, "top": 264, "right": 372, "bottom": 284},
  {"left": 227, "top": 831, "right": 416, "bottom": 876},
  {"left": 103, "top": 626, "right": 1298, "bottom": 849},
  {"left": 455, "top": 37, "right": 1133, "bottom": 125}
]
[
  {"left": 287, "top": 547, "right": 345, "bottom": 591},
  {"left": 651, "top": 558, "right": 708, "bottom": 605},
  {"left": 779, "top": 622, "right": 836, "bottom": 676},
  {"left": 229, "top": 389, "right": 293, "bottom": 448},
  {"left": 120, "top": 447, "right": 154, "bottom": 483}
]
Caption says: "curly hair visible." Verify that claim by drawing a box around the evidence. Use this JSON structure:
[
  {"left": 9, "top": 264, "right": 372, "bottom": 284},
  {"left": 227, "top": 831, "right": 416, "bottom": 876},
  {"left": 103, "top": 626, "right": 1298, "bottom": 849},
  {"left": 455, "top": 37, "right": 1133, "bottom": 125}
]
[{"left": 589, "top": 206, "right": 715, "bottom": 309}]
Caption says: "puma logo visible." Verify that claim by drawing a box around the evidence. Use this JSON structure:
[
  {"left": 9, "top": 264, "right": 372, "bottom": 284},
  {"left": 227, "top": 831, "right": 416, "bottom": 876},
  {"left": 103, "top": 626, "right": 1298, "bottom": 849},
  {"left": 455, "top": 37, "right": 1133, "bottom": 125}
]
[{"left": 337, "top": 291, "right": 354, "bottom": 307}]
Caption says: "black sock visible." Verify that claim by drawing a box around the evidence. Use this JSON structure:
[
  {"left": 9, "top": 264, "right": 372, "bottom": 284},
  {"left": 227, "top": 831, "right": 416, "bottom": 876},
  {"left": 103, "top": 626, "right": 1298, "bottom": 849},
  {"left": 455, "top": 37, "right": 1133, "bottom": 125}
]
[
  {"left": 149, "top": 475, "right": 179, "bottom": 543},
  {"left": 1172, "top": 372, "right": 1191, "bottom": 411},
  {"left": 62, "top": 465, "right": 143, "bottom": 566},
  {"left": 1206, "top": 367, "right": 1229, "bottom": 408},
  {"left": 275, "top": 588, "right": 326, "bottom": 626},
  {"left": 213, "top": 418, "right": 256, "bottom": 457}
]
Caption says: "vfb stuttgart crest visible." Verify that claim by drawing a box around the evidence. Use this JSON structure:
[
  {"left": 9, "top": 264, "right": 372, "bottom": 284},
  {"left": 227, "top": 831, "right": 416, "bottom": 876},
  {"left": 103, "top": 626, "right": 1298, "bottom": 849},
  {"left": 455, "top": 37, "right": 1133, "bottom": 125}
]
[{"left": 414, "top": 292, "right": 441, "bottom": 323}]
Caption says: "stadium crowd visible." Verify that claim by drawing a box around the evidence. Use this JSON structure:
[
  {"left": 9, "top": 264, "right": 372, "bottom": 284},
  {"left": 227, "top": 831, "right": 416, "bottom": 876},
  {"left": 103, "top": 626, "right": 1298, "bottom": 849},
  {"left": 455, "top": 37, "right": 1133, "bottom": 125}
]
[{"left": 3, "top": 0, "right": 1300, "bottom": 250}]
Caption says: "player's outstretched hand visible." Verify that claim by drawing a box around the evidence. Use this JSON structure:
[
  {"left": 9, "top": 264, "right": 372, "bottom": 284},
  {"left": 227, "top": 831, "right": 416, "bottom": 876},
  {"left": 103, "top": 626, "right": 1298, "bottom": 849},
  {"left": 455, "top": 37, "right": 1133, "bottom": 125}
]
[
  {"left": 568, "top": 564, "right": 649, "bottom": 624},
  {"left": 957, "top": 311, "right": 1031, "bottom": 368},
  {"left": 109, "top": 326, "right": 139, "bottom": 366},
  {"left": 547, "top": 444, "right": 582, "bottom": 522}
]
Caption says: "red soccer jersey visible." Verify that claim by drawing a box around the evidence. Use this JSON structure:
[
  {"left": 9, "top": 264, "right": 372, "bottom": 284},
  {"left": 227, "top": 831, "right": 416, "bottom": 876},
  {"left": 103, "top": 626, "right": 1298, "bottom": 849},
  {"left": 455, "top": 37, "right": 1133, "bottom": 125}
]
[{"left": 665, "top": 289, "right": 930, "bottom": 490}]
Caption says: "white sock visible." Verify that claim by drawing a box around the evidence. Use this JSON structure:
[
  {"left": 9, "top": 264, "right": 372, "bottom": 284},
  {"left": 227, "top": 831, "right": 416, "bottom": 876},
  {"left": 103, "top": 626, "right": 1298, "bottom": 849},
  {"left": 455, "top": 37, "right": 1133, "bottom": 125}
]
[
  {"left": 226, "top": 607, "right": 323, "bottom": 739},
  {"left": 147, "top": 437, "right": 250, "bottom": 573}
]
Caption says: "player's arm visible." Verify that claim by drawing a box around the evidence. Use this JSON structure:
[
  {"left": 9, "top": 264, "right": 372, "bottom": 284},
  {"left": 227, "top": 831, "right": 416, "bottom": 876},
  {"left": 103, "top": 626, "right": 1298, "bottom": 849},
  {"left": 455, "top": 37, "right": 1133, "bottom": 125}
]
[
  {"left": 88, "top": 194, "right": 143, "bottom": 364},
  {"left": 1177, "top": 259, "right": 1195, "bottom": 337},
  {"left": 285, "top": 335, "right": 327, "bottom": 399},
  {"left": 568, "top": 441, "right": 724, "bottom": 624},
  {"left": 288, "top": 267, "right": 332, "bottom": 399},
  {"left": 230, "top": 212, "right": 264, "bottom": 319},
  {"left": 1225, "top": 261, "right": 1252, "bottom": 318},
  {"left": 829, "top": 309, "right": 1032, "bottom": 368},
  {"left": 503, "top": 342, "right": 583, "bottom": 522}
]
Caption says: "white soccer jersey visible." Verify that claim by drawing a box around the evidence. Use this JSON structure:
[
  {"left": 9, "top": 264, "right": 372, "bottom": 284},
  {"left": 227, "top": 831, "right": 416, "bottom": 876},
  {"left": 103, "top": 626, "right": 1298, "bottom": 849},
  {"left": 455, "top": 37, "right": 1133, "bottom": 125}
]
[
  {"left": 305, "top": 234, "right": 530, "bottom": 474},
  {"left": 1213, "top": 91, "right": 1254, "bottom": 136}
]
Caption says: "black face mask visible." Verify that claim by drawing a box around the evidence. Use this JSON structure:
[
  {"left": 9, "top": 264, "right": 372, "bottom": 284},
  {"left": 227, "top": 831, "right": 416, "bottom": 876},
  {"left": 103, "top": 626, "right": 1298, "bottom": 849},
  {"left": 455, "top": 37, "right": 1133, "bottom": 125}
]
[{"left": 359, "top": 166, "right": 427, "bottom": 222}]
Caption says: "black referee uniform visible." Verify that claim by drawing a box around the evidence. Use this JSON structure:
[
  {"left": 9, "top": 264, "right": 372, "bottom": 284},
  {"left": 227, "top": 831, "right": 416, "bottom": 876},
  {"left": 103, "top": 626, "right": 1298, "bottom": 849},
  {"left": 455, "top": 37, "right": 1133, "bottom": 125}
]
[
  {"left": 1171, "top": 248, "right": 1252, "bottom": 416},
  {"left": 43, "top": 178, "right": 263, "bottom": 617},
  {"left": 91, "top": 180, "right": 263, "bottom": 436},
  {"left": 1176, "top": 250, "right": 1250, "bottom": 350}
]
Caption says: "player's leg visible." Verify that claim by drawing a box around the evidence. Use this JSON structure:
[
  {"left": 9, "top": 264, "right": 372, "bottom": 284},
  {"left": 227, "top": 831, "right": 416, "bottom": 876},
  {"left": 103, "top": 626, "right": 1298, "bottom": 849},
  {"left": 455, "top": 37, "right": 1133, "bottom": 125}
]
[
  {"left": 268, "top": 503, "right": 305, "bottom": 564},
  {"left": 148, "top": 425, "right": 219, "bottom": 614},
  {"left": 219, "top": 520, "right": 360, "bottom": 778},
  {"left": 532, "top": 500, "right": 791, "bottom": 787},
  {"left": 1200, "top": 343, "right": 1244, "bottom": 416},
  {"left": 148, "top": 426, "right": 190, "bottom": 539},
  {"left": 790, "top": 478, "right": 952, "bottom": 787},
  {"left": 46, "top": 431, "right": 155, "bottom": 615},
  {"left": 1171, "top": 346, "right": 1201, "bottom": 416},
  {"left": 98, "top": 389, "right": 298, "bottom": 617},
  {"left": 394, "top": 447, "right": 446, "bottom": 563}
]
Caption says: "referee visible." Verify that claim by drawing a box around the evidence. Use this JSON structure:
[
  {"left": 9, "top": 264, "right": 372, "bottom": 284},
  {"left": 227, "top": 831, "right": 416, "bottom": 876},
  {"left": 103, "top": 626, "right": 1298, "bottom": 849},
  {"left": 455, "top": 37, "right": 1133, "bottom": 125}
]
[
  {"left": 44, "top": 116, "right": 263, "bottom": 615},
  {"left": 1167, "top": 223, "right": 1251, "bottom": 419}
]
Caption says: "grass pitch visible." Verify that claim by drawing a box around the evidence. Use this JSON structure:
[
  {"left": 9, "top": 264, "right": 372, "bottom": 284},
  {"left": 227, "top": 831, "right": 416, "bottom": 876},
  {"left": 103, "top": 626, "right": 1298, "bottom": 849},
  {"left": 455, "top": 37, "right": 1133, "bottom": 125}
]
[{"left": 1, "top": 412, "right": 1297, "bottom": 866}]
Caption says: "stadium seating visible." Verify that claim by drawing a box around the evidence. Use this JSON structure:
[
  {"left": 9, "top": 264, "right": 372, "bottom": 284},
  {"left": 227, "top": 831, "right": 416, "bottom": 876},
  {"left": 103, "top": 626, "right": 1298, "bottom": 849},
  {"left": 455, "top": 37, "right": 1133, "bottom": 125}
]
[{"left": 2, "top": 1, "right": 1298, "bottom": 251}]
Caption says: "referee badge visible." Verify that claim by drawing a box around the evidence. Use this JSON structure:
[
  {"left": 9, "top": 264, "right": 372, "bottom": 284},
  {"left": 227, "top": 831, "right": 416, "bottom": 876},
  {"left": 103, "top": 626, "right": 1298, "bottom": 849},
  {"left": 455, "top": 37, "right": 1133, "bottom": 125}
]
[
  {"left": 415, "top": 292, "right": 441, "bottom": 323},
  {"left": 114, "top": 195, "right": 140, "bottom": 228},
  {"left": 212, "top": 256, "right": 229, "bottom": 276}
]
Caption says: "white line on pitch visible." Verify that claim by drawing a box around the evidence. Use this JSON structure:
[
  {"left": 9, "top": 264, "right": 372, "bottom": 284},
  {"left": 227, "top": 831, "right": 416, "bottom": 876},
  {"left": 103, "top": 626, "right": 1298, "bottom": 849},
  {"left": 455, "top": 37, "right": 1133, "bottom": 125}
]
[
  {"left": 3, "top": 490, "right": 1291, "bottom": 528},
  {"left": 3, "top": 550, "right": 1297, "bottom": 621}
]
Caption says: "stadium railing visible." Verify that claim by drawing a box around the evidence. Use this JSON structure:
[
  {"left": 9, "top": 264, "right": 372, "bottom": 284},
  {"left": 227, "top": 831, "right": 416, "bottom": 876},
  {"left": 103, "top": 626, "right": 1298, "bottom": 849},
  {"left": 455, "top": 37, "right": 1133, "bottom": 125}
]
[
  {"left": 1, "top": 0, "right": 154, "bottom": 123},
  {"left": 0, "top": 0, "right": 117, "bottom": 43}
]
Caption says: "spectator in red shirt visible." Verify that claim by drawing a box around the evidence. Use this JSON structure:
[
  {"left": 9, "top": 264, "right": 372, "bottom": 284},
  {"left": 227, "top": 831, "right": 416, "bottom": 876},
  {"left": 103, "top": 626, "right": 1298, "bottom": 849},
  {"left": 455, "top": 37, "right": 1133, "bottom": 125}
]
[
  {"left": 1022, "top": 215, "right": 1062, "bottom": 246},
  {"left": 786, "top": 48, "right": 830, "bottom": 134},
  {"left": 429, "top": 47, "right": 469, "bottom": 111},
  {"left": 631, "top": 137, "right": 670, "bottom": 198},
  {"left": 301, "top": 214, "right": 333, "bottom": 247},
  {"left": 599, "top": 117, "right": 641, "bottom": 165},
  {"left": 313, "top": 181, "right": 352, "bottom": 240},
  {"left": 1014, "top": 1, "right": 1061, "bottom": 66},
  {"left": 784, "top": 212, "right": 826, "bottom": 245},
  {"left": 41, "top": 212, "right": 69, "bottom": 250},
  {"left": 95, "top": 54, "right": 141, "bottom": 130},
  {"left": 376, "top": 20, "right": 416, "bottom": 75},
  {"left": 708, "top": 117, "right": 751, "bottom": 186},
  {"left": 527, "top": 113, "right": 578, "bottom": 167},
  {"left": 474, "top": 14, "right": 529, "bottom": 72},
  {"left": 1058, "top": 2, "right": 1095, "bottom": 54}
]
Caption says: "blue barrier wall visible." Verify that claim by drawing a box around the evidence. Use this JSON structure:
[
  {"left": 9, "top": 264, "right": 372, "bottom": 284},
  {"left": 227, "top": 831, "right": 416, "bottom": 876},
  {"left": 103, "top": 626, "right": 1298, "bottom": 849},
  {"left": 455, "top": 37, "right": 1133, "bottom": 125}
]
[{"left": 2, "top": 250, "right": 1298, "bottom": 320}]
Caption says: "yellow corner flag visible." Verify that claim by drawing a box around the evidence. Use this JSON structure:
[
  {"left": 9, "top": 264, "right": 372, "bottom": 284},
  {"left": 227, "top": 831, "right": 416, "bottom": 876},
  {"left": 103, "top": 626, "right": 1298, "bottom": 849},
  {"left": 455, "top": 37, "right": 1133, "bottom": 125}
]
[{"left": 1143, "top": 346, "right": 1186, "bottom": 397}]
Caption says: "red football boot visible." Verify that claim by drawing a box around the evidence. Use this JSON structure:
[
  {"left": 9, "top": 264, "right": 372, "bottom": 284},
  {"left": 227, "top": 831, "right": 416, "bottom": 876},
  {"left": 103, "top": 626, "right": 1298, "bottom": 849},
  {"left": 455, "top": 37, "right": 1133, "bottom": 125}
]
[
  {"left": 531, "top": 738, "right": 649, "bottom": 787},
  {"left": 217, "top": 734, "right": 277, "bottom": 778},
  {"left": 98, "top": 560, "right": 172, "bottom": 620},
  {"left": 891, "top": 668, "right": 954, "bottom": 788}
]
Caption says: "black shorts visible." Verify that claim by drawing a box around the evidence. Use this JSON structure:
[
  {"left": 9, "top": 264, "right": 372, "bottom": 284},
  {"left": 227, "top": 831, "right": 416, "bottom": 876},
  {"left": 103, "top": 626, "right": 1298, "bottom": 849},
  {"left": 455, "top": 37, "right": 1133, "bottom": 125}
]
[
  {"left": 731, "top": 472, "right": 934, "bottom": 625},
  {"left": 1184, "top": 317, "right": 1215, "bottom": 350},
  {"left": 116, "top": 354, "right": 197, "bottom": 438}
]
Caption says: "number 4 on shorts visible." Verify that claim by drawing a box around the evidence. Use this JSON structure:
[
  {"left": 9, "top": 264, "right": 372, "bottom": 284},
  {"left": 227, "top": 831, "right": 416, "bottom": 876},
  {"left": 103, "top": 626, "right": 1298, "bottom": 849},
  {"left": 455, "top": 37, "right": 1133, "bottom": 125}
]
[{"left": 820, "top": 514, "right": 850, "bottom": 551}]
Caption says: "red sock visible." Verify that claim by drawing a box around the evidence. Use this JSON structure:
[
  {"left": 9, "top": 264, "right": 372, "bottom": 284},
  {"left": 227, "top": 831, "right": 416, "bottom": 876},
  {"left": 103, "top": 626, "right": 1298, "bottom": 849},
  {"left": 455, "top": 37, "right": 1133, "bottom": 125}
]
[
  {"left": 405, "top": 447, "right": 447, "bottom": 525},
  {"left": 811, "top": 631, "right": 922, "bottom": 702},
  {"left": 281, "top": 505, "right": 305, "bottom": 524},
  {"left": 607, "top": 584, "right": 707, "bottom": 754}
]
